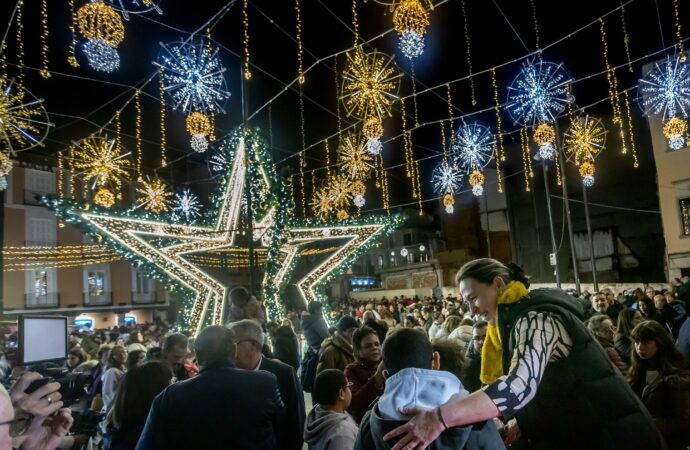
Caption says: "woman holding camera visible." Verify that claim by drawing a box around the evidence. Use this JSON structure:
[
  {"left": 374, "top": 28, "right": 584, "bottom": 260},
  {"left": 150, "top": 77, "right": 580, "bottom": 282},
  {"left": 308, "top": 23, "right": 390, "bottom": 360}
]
[{"left": 384, "top": 258, "right": 666, "bottom": 450}]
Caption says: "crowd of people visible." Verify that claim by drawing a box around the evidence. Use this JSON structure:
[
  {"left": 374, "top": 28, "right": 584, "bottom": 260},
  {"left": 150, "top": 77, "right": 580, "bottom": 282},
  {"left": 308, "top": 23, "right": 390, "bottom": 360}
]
[{"left": 0, "top": 267, "right": 689, "bottom": 449}]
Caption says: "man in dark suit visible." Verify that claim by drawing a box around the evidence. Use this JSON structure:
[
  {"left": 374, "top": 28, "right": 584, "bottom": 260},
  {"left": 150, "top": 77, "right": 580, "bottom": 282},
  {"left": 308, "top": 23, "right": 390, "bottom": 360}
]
[
  {"left": 229, "top": 319, "right": 306, "bottom": 450},
  {"left": 135, "top": 326, "right": 285, "bottom": 450}
]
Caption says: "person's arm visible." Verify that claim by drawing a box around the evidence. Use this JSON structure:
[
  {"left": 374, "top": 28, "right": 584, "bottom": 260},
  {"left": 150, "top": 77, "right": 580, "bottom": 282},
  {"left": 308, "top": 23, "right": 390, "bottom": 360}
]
[{"left": 383, "top": 312, "right": 572, "bottom": 450}]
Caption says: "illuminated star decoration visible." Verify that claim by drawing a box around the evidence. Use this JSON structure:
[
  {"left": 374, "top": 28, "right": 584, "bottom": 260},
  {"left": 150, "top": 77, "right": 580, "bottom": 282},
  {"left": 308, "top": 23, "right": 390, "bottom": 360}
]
[
  {"left": 341, "top": 49, "right": 401, "bottom": 120},
  {"left": 339, "top": 133, "right": 373, "bottom": 180},
  {"left": 136, "top": 178, "right": 172, "bottom": 213},
  {"left": 452, "top": 122, "right": 494, "bottom": 197},
  {"left": 563, "top": 115, "right": 607, "bottom": 187},
  {"left": 154, "top": 39, "right": 230, "bottom": 114},
  {"left": 106, "top": 0, "right": 163, "bottom": 20},
  {"left": 506, "top": 58, "right": 572, "bottom": 127},
  {"left": 639, "top": 55, "right": 690, "bottom": 121},
  {"left": 0, "top": 76, "right": 53, "bottom": 154},
  {"left": 172, "top": 188, "right": 202, "bottom": 223},
  {"left": 431, "top": 161, "right": 462, "bottom": 195}
]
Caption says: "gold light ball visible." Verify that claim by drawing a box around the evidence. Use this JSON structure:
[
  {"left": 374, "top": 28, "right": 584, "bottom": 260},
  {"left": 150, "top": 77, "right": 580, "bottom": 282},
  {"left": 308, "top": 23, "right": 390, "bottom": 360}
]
[
  {"left": 663, "top": 116, "right": 688, "bottom": 139},
  {"left": 0, "top": 152, "right": 13, "bottom": 177},
  {"left": 363, "top": 116, "right": 384, "bottom": 140},
  {"left": 351, "top": 179, "right": 366, "bottom": 196},
  {"left": 393, "top": 0, "right": 429, "bottom": 35},
  {"left": 579, "top": 160, "right": 595, "bottom": 178},
  {"left": 94, "top": 188, "right": 115, "bottom": 208},
  {"left": 76, "top": 1, "right": 125, "bottom": 47},
  {"left": 442, "top": 193, "right": 454, "bottom": 207},
  {"left": 533, "top": 123, "right": 556, "bottom": 146},
  {"left": 186, "top": 112, "right": 212, "bottom": 137},
  {"left": 468, "top": 169, "right": 485, "bottom": 187},
  {"left": 337, "top": 209, "right": 349, "bottom": 220}
]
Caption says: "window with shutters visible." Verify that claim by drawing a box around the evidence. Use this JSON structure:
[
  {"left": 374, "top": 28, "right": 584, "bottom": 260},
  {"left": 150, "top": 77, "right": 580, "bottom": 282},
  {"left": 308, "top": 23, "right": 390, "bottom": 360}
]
[
  {"left": 25, "top": 269, "right": 58, "bottom": 308},
  {"left": 28, "top": 218, "right": 56, "bottom": 246},
  {"left": 132, "top": 268, "right": 155, "bottom": 303},
  {"left": 24, "top": 169, "right": 55, "bottom": 204}
]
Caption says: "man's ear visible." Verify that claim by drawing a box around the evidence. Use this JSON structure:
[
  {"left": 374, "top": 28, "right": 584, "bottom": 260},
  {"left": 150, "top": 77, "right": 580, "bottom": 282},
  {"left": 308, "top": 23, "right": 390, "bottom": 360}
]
[
  {"left": 382, "top": 369, "right": 390, "bottom": 380},
  {"left": 494, "top": 276, "right": 506, "bottom": 291},
  {"left": 431, "top": 351, "right": 441, "bottom": 371},
  {"left": 338, "top": 387, "right": 346, "bottom": 400}
]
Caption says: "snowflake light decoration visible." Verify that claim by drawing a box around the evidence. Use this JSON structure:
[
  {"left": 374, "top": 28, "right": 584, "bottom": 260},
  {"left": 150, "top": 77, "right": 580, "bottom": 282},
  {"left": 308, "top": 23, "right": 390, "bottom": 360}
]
[
  {"left": 329, "top": 175, "right": 354, "bottom": 209},
  {"left": 155, "top": 39, "right": 230, "bottom": 114},
  {"left": 563, "top": 115, "right": 607, "bottom": 166},
  {"left": 506, "top": 59, "right": 572, "bottom": 127},
  {"left": 106, "top": 0, "right": 163, "bottom": 20},
  {"left": 311, "top": 187, "right": 333, "bottom": 219},
  {"left": 0, "top": 76, "right": 52, "bottom": 153},
  {"left": 172, "top": 188, "right": 202, "bottom": 222},
  {"left": 639, "top": 55, "right": 690, "bottom": 121},
  {"left": 398, "top": 30, "right": 425, "bottom": 60},
  {"left": 72, "top": 135, "right": 130, "bottom": 191},
  {"left": 136, "top": 178, "right": 171, "bottom": 213},
  {"left": 431, "top": 161, "right": 462, "bottom": 195},
  {"left": 452, "top": 122, "right": 494, "bottom": 171},
  {"left": 393, "top": 0, "right": 428, "bottom": 60},
  {"left": 341, "top": 49, "right": 401, "bottom": 120},
  {"left": 83, "top": 39, "right": 120, "bottom": 72},
  {"left": 339, "top": 133, "right": 373, "bottom": 180}
]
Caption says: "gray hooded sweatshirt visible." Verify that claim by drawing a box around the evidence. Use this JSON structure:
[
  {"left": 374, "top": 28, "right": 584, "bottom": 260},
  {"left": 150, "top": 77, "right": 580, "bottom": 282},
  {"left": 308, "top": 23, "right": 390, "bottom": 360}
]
[{"left": 304, "top": 405, "right": 358, "bottom": 450}]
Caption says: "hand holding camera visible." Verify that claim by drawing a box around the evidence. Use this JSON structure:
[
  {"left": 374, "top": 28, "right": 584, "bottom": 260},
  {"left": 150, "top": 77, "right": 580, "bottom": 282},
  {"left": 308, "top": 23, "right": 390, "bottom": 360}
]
[{"left": 9, "top": 371, "right": 64, "bottom": 418}]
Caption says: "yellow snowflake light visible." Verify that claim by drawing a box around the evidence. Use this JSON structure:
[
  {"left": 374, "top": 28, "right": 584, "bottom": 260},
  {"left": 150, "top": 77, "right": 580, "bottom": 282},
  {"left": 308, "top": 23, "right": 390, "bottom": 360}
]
[
  {"left": 339, "top": 133, "right": 373, "bottom": 180},
  {"left": 341, "top": 49, "right": 400, "bottom": 120},
  {"left": 72, "top": 135, "right": 130, "bottom": 190},
  {"left": 137, "top": 178, "right": 172, "bottom": 213},
  {"left": 328, "top": 175, "right": 354, "bottom": 210},
  {"left": 93, "top": 188, "right": 115, "bottom": 208},
  {"left": 76, "top": 0, "right": 125, "bottom": 47},
  {"left": 563, "top": 115, "right": 606, "bottom": 166},
  {"left": 393, "top": 0, "right": 429, "bottom": 35},
  {"left": 310, "top": 187, "right": 333, "bottom": 219}
]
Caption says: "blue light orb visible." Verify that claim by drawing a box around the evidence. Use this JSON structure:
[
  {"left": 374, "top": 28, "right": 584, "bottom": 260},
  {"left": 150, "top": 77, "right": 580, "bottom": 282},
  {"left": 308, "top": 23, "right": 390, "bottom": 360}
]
[
  {"left": 155, "top": 39, "right": 230, "bottom": 114},
  {"left": 83, "top": 39, "right": 120, "bottom": 73},
  {"left": 452, "top": 122, "right": 494, "bottom": 172},
  {"left": 640, "top": 55, "right": 690, "bottom": 121},
  {"left": 506, "top": 59, "right": 572, "bottom": 126},
  {"left": 399, "top": 30, "right": 424, "bottom": 60},
  {"left": 431, "top": 162, "right": 462, "bottom": 195}
]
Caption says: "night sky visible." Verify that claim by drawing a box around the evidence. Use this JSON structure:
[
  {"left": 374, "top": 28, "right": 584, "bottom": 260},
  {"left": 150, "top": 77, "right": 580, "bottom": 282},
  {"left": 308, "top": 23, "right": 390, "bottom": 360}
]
[{"left": 1, "top": 0, "right": 686, "bottom": 215}]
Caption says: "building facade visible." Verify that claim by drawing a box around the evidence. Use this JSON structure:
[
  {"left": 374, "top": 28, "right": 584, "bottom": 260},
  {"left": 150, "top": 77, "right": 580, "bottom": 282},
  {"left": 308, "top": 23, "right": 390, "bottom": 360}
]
[{"left": 1, "top": 162, "right": 170, "bottom": 329}]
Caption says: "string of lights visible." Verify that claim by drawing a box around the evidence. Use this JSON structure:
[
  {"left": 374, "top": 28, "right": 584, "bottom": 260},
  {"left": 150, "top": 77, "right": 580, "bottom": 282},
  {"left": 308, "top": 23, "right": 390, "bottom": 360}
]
[
  {"left": 39, "top": 0, "right": 50, "bottom": 78},
  {"left": 243, "top": 0, "right": 252, "bottom": 80},
  {"left": 68, "top": 0, "right": 79, "bottom": 67},
  {"left": 460, "top": 0, "right": 476, "bottom": 106},
  {"left": 295, "top": 0, "right": 304, "bottom": 83},
  {"left": 619, "top": 0, "right": 633, "bottom": 72},
  {"left": 135, "top": 89, "right": 142, "bottom": 180}
]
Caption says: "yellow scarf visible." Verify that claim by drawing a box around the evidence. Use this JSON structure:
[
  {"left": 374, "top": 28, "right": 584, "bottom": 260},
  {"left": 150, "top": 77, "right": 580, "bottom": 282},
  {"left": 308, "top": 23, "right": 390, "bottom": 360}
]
[{"left": 480, "top": 281, "right": 529, "bottom": 384}]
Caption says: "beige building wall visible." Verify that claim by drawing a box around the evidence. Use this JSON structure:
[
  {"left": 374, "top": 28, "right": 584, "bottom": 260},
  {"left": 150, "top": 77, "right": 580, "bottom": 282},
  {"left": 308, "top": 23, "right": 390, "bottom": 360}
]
[{"left": 644, "top": 60, "right": 690, "bottom": 280}]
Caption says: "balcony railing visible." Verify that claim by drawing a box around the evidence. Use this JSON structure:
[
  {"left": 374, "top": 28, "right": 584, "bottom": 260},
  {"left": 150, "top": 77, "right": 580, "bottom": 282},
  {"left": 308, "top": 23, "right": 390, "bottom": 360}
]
[
  {"left": 24, "top": 293, "right": 59, "bottom": 309},
  {"left": 132, "top": 291, "right": 157, "bottom": 304},
  {"left": 83, "top": 292, "right": 112, "bottom": 306}
]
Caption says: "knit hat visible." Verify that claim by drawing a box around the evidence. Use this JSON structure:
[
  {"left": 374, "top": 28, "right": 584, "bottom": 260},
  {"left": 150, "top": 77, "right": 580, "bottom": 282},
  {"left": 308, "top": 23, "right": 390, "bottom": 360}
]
[{"left": 336, "top": 315, "right": 359, "bottom": 333}]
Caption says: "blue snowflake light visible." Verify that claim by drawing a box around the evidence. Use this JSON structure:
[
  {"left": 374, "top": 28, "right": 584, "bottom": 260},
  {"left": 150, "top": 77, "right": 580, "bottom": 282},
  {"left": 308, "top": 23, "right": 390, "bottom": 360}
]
[
  {"left": 639, "top": 55, "right": 690, "bottom": 121},
  {"left": 431, "top": 162, "right": 462, "bottom": 195},
  {"left": 506, "top": 59, "right": 572, "bottom": 126},
  {"left": 452, "top": 122, "right": 494, "bottom": 171},
  {"left": 83, "top": 39, "right": 120, "bottom": 73},
  {"left": 155, "top": 39, "right": 230, "bottom": 114},
  {"left": 106, "top": 0, "right": 163, "bottom": 20},
  {"left": 172, "top": 188, "right": 201, "bottom": 222},
  {"left": 399, "top": 31, "right": 424, "bottom": 60}
]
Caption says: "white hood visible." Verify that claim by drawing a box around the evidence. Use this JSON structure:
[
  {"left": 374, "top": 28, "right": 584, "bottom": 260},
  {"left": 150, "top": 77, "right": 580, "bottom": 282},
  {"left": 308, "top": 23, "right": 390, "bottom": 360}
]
[{"left": 378, "top": 368, "right": 468, "bottom": 421}]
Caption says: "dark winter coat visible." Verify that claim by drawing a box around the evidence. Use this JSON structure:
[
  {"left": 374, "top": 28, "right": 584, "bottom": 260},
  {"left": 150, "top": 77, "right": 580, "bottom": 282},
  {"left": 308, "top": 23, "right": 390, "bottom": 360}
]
[
  {"left": 302, "top": 312, "right": 330, "bottom": 348},
  {"left": 344, "top": 360, "right": 384, "bottom": 424},
  {"left": 638, "top": 370, "right": 690, "bottom": 450},
  {"left": 260, "top": 357, "right": 305, "bottom": 450},
  {"left": 614, "top": 333, "right": 634, "bottom": 364},
  {"left": 497, "top": 288, "right": 666, "bottom": 450}
]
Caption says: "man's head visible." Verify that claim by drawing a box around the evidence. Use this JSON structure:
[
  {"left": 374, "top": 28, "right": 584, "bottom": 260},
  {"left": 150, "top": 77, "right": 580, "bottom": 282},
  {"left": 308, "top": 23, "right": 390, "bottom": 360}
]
[
  {"left": 603, "top": 288, "right": 615, "bottom": 302},
  {"left": 352, "top": 326, "right": 381, "bottom": 365},
  {"left": 653, "top": 294, "right": 667, "bottom": 311},
  {"left": 362, "top": 310, "right": 376, "bottom": 323},
  {"left": 230, "top": 287, "right": 251, "bottom": 308},
  {"left": 163, "top": 333, "right": 189, "bottom": 367},
  {"left": 312, "top": 369, "right": 352, "bottom": 412},
  {"left": 194, "top": 326, "right": 235, "bottom": 367},
  {"left": 421, "top": 307, "right": 431, "bottom": 320},
  {"left": 645, "top": 286, "right": 656, "bottom": 300},
  {"left": 472, "top": 321, "right": 488, "bottom": 353},
  {"left": 431, "top": 339, "right": 465, "bottom": 380},
  {"left": 591, "top": 292, "right": 608, "bottom": 313},
  {"left": 228, "top": 319, "right": 264, "bottom": 370},
  {"left": 336, "top": 316, "right": 359, "bottom": 343},
  {"left": 382, "top": 328, "right": 439, "bottom": 376}
]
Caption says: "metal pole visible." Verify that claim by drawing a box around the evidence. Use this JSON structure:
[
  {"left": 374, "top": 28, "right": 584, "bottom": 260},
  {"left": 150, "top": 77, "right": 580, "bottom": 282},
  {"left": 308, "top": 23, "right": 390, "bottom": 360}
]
[
  {"left": 542, "top": 162, "right": 561, "bottom": 287},
  {"left": 582, "top": 182, "right": 598, "bottom": 292},
  {"left": 241, "top": 66, "right": 256, "bottom": 296},
  {"left": 483, "top": 193, "right": 492, "bottom": 258},
  {"left": 555, "top": 121, "right": 581, "bottom": 294}
]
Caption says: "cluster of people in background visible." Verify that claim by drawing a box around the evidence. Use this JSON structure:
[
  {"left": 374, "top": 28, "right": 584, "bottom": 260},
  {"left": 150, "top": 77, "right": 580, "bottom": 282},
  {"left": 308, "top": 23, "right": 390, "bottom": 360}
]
[{"left": 0, "top": 270, "right": 689, "bottom": 449}]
